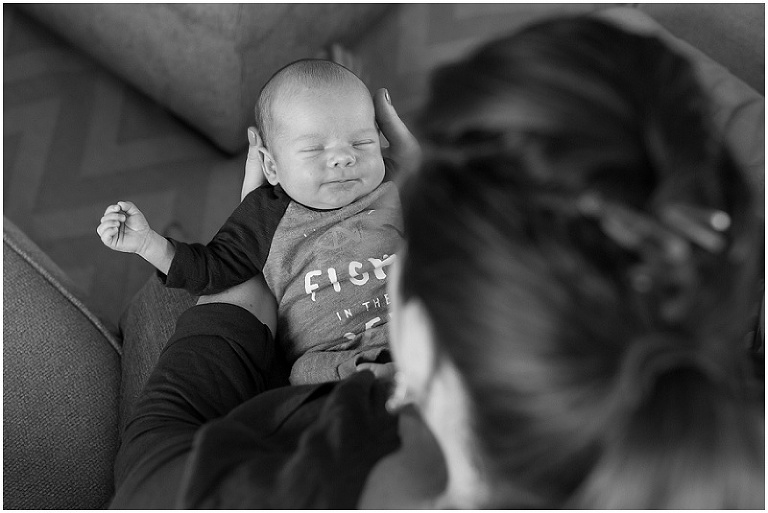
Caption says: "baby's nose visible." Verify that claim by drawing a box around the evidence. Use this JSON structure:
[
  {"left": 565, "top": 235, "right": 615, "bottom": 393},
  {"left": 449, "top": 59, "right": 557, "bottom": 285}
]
[{"left": 328, "top": 150, "right": 356, "bottom": 167}]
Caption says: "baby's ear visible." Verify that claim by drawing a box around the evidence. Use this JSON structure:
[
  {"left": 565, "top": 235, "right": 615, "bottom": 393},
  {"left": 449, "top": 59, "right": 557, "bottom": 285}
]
[{"left": 261, "top": 150, "right": 279, "bottom": 185}]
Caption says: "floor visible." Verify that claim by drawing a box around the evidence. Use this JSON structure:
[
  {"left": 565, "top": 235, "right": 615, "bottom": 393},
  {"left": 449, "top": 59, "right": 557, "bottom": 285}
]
[{"left": 3, "top": 3, "right": 610, "bottom": 328}]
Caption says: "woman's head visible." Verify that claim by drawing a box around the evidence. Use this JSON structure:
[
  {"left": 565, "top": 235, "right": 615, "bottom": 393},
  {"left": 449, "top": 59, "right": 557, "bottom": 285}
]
[{"left": 391, "top": 17, "right": 763, "bottom": 508}]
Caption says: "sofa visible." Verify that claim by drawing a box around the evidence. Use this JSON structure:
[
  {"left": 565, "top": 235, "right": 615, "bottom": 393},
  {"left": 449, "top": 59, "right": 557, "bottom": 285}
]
[
  {"left": 3, "top": 4, "right": 764, "bottom": 509},
  {"left": 16, "top": 3, "right": 393, "bottom": 154}
]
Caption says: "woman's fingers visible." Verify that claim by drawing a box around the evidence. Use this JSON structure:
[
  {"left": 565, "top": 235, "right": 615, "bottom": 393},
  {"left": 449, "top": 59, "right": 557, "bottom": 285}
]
[
  {"left": 374, "top": 88, "right": 416, "bottom": 148},
  {"left": 373, "top": 88, "right": 422, "bottom": 176},
  {"left": 247, "top": 126, "right": 266, "bottom": 150},
  {"left": 245, "top": 127, "right": 263, "bottom": 165},
  {"left": 242, "top": 127, "right": 268, "bottom": 200}
]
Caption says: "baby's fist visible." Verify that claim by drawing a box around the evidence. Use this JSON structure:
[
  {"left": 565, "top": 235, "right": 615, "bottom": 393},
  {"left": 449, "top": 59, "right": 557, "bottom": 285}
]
[{"left": 97, "top": 201, "right": 150, "bottom": 254}]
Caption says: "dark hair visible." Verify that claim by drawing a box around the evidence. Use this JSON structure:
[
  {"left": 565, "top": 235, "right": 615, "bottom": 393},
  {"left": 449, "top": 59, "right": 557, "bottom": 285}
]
[
  {"left": 401, "top": 17, "right": 764, "bottom": 508},
  {"left": 254, "top": 59, "right": 361, "bottom": 149}
]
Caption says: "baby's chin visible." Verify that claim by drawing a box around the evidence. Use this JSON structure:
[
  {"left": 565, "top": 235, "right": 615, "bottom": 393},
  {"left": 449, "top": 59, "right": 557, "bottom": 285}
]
[
  {"left": 318, "top": 183, "right": 370, "bottom": 209},
  {"left": 307, "top": 179, "right": 378, "bottom": 210}
]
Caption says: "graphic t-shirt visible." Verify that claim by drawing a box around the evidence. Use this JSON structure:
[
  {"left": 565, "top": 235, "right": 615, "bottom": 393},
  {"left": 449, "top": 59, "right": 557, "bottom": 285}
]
[{"left": 163, "top": 180, "right": 403, "bottom": 384}]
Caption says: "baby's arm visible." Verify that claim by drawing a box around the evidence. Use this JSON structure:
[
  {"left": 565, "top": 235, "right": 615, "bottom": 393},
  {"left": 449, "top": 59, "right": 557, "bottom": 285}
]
[{"left": 97, "top": 201, "right": 175, "bottom": 275}]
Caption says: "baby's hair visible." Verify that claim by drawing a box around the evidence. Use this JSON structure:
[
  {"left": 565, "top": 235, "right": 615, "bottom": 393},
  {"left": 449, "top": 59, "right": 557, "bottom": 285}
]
[
  {"left": 255, "top": 59, "right": 363, "bottom": 150},
  {"left": 403, "top": 17, "right": 763, "bottom": 509}
]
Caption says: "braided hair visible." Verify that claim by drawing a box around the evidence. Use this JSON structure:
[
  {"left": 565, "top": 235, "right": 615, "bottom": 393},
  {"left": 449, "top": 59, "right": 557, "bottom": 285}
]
[{"left": 400, "top": 17, "right": 763, "bottom": 508}]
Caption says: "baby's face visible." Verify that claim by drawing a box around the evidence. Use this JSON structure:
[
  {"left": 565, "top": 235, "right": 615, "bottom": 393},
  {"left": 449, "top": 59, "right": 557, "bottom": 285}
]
[{"left": 265, "top": 81, "right": 385, "bottom": 210}]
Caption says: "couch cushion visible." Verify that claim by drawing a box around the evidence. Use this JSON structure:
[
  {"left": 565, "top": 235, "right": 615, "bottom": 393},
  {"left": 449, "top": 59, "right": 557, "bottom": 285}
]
[
  {"left": 3, "top": 216, "right": 122, "bottom": 509},
  {"left": 19, "top": 3, "right": 393, "bottom": 154}
]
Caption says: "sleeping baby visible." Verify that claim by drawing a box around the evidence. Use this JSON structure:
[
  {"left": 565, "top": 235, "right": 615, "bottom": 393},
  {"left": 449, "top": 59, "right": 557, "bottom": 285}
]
[{"left": 96, "top": 59, "right": 402, "bottom": 385}]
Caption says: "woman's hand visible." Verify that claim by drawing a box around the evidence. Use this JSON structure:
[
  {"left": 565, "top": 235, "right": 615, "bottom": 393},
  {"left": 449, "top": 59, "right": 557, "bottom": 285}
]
[
  {"left": 241, "top": 127, "right": 268, "bottom": 201},
  {"left": 374, "top": 88, "right": 422, "bottom": 178}
]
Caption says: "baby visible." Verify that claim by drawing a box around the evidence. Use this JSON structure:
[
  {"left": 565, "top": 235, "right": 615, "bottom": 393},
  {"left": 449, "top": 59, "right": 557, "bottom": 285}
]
[{"left": 97, "top": 59, "right": 403, "bottom": 385}]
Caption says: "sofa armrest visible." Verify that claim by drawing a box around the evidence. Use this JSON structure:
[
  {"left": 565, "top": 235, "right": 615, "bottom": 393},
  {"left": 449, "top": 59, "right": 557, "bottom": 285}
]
[{"left": 3, "top": 216, "right": 121, "bottom": 509}]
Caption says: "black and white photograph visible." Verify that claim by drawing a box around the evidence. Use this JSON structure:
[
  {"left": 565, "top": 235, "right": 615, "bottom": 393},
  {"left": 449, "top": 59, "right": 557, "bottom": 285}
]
[{"left": 3, "top": 2, "right": 764, "bottom": 509}]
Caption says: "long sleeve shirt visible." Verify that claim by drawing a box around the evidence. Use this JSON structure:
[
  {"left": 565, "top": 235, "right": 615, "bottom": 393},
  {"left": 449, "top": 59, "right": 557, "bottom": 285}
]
[{"left": 162, "top": 181, "right": 403, "bottom": 383}]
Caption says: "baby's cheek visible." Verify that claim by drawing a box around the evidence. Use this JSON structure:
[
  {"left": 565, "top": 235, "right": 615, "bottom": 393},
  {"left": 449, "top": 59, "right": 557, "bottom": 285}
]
[{"left": 367, "top": 154, "right": 386, "bottom": 177}]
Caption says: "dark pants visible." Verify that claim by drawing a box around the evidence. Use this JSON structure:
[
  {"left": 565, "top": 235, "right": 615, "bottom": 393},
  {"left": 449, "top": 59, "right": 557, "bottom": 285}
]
[{"left": 111, "top": 303, "right": 279, "bottom": 508}]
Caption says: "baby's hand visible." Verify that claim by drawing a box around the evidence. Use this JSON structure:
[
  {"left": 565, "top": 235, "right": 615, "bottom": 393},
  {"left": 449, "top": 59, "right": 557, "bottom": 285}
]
[{"left": 97, "top": 201, "right": 151, "bottom": 254}]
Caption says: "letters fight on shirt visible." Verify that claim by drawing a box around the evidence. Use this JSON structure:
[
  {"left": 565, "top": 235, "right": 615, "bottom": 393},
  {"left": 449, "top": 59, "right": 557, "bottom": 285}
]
[{"left": 263, "top": 182, "right": 403, "bottom": 363}]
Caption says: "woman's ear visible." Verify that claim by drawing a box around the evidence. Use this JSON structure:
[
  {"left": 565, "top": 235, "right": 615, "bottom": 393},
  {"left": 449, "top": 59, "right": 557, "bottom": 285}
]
[{"left": 261, "top": 149, "right": 279, "bottom": 186}]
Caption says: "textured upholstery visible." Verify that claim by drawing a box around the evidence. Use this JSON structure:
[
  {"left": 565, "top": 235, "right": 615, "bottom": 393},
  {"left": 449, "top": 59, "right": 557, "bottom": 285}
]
[
  {"left": 18, "top": 3, "right": 393, "bottom": 154},
  {"left": 118, "top": 276, "right": 196, "bottom": 434},
  {"left": 3, "top": 217, "right": 122, "bottom": 509}
]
